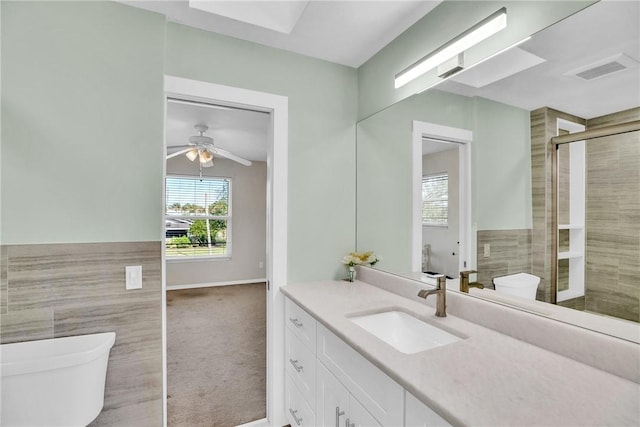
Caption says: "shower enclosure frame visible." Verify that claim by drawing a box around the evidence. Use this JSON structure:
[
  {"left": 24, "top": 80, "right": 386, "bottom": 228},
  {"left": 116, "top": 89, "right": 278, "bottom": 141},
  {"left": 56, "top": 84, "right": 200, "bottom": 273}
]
[{"left": 549, "top": 118, "right": 640, "bottom": 305}]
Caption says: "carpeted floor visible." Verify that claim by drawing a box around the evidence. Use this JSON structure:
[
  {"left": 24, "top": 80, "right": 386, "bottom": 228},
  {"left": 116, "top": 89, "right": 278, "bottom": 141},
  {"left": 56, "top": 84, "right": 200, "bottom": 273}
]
[{"left": 167, "top": 283, "right": 267, "bottom": 427}]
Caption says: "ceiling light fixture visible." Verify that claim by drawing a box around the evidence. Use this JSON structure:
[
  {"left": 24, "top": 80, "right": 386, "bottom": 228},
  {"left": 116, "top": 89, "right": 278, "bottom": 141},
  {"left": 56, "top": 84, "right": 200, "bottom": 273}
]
[
  {"left": 417, "top": 35, "right": 531, "bottom": 94},
  {"left": 395, "top": 7, "right": 507, "bottom": 89},
  {"left": 186, "top": 149, "right": 199, "bottom": 162}
]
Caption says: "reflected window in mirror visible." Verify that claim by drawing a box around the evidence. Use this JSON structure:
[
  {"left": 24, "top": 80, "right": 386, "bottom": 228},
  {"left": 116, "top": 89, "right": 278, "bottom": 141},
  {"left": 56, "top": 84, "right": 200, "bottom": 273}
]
[{"left": 422, "top": 173, "right": 448, "bottom": 227}]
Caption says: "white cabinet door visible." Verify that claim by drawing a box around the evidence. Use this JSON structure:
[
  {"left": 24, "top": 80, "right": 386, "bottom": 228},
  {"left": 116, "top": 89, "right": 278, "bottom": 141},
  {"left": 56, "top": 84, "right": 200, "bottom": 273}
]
[
  {"left": 317, "top": 323, "right": 404, "bottom": 426},
  {"left": 316, "top": 362, "right": 350, "bottom": 427},
  {"left": 348, "top": 395, "right": 382, "bottom": 427},
  {"left": 317, "top": 362, "right": 383, "bottom": 427},
  {"left": 405, "top": 391, "right": 452, "bottom": 427}
]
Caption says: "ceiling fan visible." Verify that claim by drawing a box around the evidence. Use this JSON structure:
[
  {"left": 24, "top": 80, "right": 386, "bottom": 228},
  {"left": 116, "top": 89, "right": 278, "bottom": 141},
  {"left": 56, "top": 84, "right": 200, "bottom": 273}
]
[{"left": 166, "top": 124, "right": 252, "bottom": 167}]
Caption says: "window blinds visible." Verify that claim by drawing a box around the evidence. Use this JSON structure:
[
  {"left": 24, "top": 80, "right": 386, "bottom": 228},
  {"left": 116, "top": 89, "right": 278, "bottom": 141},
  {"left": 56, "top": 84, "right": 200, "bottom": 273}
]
[{"left": 422, "top": 173, "right": 448, "bottom": 225}]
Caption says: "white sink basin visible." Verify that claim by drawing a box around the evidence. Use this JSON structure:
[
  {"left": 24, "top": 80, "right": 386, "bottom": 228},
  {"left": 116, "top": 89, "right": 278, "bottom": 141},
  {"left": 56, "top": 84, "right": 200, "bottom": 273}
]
[{"left": 350, "top": 310, "right": 461, "bottom": 354}]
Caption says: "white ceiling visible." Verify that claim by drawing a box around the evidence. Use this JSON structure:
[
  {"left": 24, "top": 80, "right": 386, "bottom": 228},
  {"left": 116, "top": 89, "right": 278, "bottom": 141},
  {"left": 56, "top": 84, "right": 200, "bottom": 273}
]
[
  {"left": 439, "top": 0, "right": 640, "bottom": 120},
  {"left": 118, "top": 0, "right": 442, "bottom": 67}
]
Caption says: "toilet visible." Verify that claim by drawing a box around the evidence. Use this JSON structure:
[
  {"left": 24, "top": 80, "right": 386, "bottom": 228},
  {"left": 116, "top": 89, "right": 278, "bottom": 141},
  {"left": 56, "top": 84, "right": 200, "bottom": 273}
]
[
  {"left": 1, "top": 332, "right": 116, "bottom": 427},
  {"left": 493, "top": 273, "right": 540, "bottom": 300}
]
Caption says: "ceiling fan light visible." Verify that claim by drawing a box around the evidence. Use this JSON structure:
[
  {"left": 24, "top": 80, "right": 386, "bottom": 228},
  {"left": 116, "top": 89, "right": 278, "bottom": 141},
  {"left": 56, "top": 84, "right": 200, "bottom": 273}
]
[
  {"left": 186, "top": 149, "right": 198, "bottom": 161},
  {"left": 201, "top": 160, "right": 214, "bottom": 168},
  {"left": 199, "top": 150, "right": 213, "bottom": 163}
]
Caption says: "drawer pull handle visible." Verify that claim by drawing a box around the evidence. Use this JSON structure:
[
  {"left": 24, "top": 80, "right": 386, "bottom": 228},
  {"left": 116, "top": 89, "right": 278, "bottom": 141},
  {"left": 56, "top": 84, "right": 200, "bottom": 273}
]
[
  {"left": 289, "top": 408, "right": 303, "bottom": 426},
  {"left": 335, "top": 406, "right": 345, "bottom": 427},
  {"left": 289, "top": 358, "right": 303, "bottom": 372},
  {"left": 289, "top": 317, "right": 303, "bottom": 328}
]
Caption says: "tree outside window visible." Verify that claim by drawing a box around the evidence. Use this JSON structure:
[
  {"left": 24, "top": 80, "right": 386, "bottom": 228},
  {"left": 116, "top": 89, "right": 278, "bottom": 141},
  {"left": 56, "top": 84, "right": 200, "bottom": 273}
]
[{"left": 165, "top": 176, "right": 231, "bottom": 258}]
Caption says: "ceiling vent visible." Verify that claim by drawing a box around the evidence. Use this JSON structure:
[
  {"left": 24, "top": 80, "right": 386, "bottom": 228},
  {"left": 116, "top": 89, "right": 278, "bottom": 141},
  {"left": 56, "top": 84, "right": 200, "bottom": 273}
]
[{"left": 565, "top": 53, "right": 639, "bottom": 81}]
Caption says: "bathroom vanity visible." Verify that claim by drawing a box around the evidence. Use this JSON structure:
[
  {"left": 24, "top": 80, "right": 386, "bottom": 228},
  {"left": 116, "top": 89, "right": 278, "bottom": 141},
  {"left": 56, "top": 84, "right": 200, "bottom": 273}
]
[{"left": 282, "top": 269, "right": 639, "bottom": 426}]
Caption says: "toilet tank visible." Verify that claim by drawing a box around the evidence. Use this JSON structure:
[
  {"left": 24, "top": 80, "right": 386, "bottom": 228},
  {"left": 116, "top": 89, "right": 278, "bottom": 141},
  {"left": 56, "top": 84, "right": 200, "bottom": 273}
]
[
  {"left": 493, "top": 272, "right": 541, "bottom": 300},
  {"left": 1, "top": 332, "right": 116, "bottom": 427}
]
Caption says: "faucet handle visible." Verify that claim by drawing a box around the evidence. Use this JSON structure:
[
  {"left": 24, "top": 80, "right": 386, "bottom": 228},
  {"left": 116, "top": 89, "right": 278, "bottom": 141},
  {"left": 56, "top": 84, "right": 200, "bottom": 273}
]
[
  {"left": 436, "top": 275, "right": 447, "bottom": 290},
  {"left": 460, "top": 270, "right": 477, "bottom": 277}
]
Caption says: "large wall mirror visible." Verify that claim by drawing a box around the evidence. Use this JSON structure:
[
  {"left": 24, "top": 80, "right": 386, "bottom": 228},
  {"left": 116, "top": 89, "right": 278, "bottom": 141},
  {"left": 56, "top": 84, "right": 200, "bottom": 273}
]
[{"left": 357, "top": 0, "right": 639, "bottom": 342}]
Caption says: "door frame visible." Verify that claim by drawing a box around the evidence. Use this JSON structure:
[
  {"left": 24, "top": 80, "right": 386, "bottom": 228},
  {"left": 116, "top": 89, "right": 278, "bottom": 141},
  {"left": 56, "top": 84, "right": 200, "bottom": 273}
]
[
  {"left": 411, "top": 120, "right": 472, "bottom": 274},
  {"left": 162, "top": 75, "right": 288, "bottom": 427}
]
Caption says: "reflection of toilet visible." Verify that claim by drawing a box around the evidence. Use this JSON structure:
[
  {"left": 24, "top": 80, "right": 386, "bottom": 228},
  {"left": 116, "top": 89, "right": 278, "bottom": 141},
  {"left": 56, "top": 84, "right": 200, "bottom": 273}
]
[{"left": 493, "top": 273, "right": 540, "bottom": 300}]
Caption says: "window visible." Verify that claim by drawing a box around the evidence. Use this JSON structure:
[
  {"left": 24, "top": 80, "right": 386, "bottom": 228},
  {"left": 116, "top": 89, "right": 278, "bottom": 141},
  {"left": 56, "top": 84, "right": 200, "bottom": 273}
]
[
  {"left": 422, "top": 173, "right": 448, "bottom": 226},
  {"left": 165, "top": 176, "right": 231, "bottom": 258}
]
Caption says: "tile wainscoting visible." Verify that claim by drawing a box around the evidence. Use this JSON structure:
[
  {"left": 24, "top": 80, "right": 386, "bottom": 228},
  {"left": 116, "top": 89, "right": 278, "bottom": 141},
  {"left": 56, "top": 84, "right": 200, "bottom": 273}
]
[
  {"left": 0, "top": 241, "right": 163, "bottom": 426},
  {"left": 476, "top": 229, "right": 532, "bottom": 288}
]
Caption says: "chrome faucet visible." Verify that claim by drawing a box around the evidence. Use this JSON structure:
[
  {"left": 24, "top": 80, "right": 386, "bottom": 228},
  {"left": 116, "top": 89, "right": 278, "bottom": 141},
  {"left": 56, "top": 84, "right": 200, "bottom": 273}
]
[
  {"left": 459, "top": 270, "right": 484, "bottom": 293},
  {"left": 418, "top": 275, "right": 447, "bottom": 317}
]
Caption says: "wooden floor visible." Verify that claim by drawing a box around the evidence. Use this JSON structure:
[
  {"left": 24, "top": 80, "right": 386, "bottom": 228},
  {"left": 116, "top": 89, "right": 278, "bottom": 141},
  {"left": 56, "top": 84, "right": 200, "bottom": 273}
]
[{"left": 167, "top": 283, "right": 266, "bottom": 427}]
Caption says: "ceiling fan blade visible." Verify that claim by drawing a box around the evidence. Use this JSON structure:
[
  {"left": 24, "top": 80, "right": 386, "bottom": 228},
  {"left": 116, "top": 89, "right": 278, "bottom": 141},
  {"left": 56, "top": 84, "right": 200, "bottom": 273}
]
[
  {"left": 166, "top": 148, "right": 192, "bottom": 159},
  {"left": 210, "top": 147, "right": 253, "bottom": 166}
]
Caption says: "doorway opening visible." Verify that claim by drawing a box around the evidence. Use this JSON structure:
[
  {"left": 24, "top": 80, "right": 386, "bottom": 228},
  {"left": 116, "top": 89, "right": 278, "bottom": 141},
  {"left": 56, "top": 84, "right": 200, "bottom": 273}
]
[
  {"left": 412, "top": 121, "right": 472, "bottom": 278},
  {"left": 162, "top": 76, "right": 288, "bottom": 427},
  {"left": 165, "top": 97, "right": 268, "bottom": 425}
]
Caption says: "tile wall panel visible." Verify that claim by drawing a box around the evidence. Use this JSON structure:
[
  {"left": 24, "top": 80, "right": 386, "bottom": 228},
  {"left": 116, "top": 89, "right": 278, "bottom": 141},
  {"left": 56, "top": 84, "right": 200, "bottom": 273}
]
[
  {"left": 476, "top": 229, "right": 532, "bottom": 288},
  {"left": 1, "top": 246, "right": 7, "bottom": 314},
  {"left": 584, "top": 107, "right": 640, "bottom": 322},
  {"left": 530, "top": 106, "right": 638, "bottom": 321},
  {"left": 0, "top": 241, "right": 163, "bottom": 426},
  {"left": 530, "top": 107, "right": 586, "bottom": 302}
]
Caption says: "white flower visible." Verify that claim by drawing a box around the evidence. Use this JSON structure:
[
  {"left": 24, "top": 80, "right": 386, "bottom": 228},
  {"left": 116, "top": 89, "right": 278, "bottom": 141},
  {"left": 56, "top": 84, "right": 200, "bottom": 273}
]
[{"left": 342, "top": 255, "right": 362, "bottom": 266}]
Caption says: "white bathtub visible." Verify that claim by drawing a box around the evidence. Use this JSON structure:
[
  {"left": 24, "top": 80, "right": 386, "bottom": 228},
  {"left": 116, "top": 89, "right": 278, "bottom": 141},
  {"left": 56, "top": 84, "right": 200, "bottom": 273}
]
[{"left": 1, "top": 332, "right": 116, "bottom": 427}]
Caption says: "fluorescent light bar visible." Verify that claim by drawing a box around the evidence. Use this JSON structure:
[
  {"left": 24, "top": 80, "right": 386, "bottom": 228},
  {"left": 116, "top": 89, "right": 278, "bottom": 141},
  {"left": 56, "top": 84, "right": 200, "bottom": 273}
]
[
  {"left": 395, "top": 7, "right": 507, "bottom": 89},
  {"left": 417, "top": 36, "right": 531, "bottom": 94}
]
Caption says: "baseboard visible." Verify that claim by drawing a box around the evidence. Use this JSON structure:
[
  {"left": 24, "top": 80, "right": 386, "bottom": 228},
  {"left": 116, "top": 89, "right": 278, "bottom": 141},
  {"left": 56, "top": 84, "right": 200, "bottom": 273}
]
[{"left": 166, "top": 278, "right": 267, "bottom": 291}]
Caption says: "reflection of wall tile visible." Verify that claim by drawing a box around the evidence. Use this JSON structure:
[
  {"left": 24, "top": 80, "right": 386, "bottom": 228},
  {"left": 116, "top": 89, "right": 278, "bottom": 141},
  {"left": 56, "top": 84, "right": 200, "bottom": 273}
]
[
  {"left": 0, "top": 308, "right": 53, "bottom": 343},
  {"left": 530, "top": 107, "right": 586, "bottom": 302},
  {"left": 558, "top": 296, "right": 585, "bottom": 311},
  {"left": 477, "top": 229, "right": 532, "bottom": 289},
  {"left": 584, "top": 107, "right": 640, "bottom": 322},
  {"left": 0, "top": 241, "right": 162, "bottom": 426}
]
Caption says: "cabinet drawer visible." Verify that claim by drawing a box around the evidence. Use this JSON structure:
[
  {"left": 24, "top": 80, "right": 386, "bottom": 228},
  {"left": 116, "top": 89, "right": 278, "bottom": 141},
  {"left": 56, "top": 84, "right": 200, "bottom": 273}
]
[
  {"left": 285, "top": 298, "right": 317, "bottom": 351},
  {"left": 286, "top": 373, "right": 316, "bottom": 427},
  {"left": 317, "top": 323, "right": 403, "bottom": 427},
  {"left": 286, "top": 328, "right": 317, "bottom": 407}
]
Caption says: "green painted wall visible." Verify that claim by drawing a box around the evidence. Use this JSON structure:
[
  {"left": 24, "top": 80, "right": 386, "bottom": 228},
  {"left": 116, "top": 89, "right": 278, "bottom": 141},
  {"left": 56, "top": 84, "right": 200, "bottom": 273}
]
[
  {"left": 357, "top": 0, "right": 595, "bottom": 120},
  {"left": 472, "top": 97, "right": 532, "bottom": 230},
  {"left": 164, "top": 23, "right": 358, "bottom": 282},
  {"left": 356, "top": 90, "right": 530, "bottom": 275},
  {"left": 357, "top": 90, "right": 473, "bottom": 273},
  {"left": 1, "top": 1, "right": 166, "bottom": 244},
  {"left": 1, "top": 2, "right": 357, "bottom": 282}
]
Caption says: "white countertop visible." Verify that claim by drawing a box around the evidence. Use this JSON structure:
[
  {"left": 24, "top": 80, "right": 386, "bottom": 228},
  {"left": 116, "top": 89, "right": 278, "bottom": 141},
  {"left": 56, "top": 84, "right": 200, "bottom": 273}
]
[{"left": 282, "top": 280, "right": 640, "bottom": 427}]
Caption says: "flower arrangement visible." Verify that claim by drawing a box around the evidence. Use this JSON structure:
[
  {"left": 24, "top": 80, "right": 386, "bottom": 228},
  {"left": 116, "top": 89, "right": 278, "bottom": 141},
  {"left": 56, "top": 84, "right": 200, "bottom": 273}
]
[{"left": 342, "top": 251, "right": 379, "bottom": 281}]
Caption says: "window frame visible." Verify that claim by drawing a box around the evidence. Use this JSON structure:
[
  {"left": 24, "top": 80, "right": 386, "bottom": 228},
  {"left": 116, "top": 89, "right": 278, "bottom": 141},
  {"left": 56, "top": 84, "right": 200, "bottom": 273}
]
[
  {"left": 165, "top": 174, "right": 232, "bottom": 261},
  {"left": 422, "top": 172, "right": 449, "bottom": 228}
]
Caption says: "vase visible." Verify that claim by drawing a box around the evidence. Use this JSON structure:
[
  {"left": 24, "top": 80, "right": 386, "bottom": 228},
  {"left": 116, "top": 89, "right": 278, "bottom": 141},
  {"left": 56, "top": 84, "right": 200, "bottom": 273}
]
[{"left": 347, "top": 266, "right": 356, "bottom": 282}]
